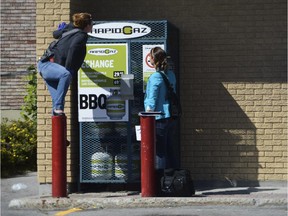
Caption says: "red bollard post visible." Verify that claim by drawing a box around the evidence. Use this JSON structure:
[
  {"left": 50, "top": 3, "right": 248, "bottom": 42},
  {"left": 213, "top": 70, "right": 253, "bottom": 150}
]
[
  {"left": 139, "top": 112, "right": 158, "bottom": 197},
  {"left": 52, "top": 115, "right": 67, "bottom": 197}
]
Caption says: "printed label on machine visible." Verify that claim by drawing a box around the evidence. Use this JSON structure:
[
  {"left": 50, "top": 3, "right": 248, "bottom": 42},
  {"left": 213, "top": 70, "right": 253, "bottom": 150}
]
[
  {"left": 142, "top": 44, "right": 165, "bottom": 92},
  {"left": 78, "top": 43, "right": 129, "bottom": 122},
  {"left": 89, "top": 22, "right": 151, "bottom": 39}
]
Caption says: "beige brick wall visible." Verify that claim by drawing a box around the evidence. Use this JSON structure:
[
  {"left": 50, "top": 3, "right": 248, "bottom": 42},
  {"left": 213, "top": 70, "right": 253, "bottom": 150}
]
[
  {"left": 37, "top": 0, "right": 287, "bottom": 184},
  {"left": 181, "top": 82, "right": 287, "bottom": 181},
  {"left": 36, "top": 0, "right": 76, "bottom": 184}
]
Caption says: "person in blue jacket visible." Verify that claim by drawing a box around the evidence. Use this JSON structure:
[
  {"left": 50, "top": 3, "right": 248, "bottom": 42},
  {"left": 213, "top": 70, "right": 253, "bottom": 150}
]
[
  {"left": 144, "top": 46, "right": 177, "bottom": 169},
  {"left": 37, "top": 13, "right": 93, "bottom": 116}
]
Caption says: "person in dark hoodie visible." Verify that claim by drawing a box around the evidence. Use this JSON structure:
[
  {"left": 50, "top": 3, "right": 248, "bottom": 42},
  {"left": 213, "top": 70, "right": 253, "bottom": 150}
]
[{"left": 37, "top": 13, "right": 93, "bottom": 116}]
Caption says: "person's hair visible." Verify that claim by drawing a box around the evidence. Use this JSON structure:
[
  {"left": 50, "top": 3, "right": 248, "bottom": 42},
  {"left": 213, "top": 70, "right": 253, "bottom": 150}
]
[
  {"left": 150, "top": 47, "right": 168, "bottom": 72},
  {"left": 72, "top": 13, "right": 92, "bottom": 29}
]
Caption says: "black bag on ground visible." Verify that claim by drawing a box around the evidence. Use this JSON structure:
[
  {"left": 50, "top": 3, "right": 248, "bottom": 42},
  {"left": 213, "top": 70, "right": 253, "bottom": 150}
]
[{"left": 160, "top": 168, "right": 195, "bottom": 197}]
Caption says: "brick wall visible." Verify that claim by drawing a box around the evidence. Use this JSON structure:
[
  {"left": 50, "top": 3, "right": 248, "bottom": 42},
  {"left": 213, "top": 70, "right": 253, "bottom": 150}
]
[
  {"left": 1, "top": 0, "right": 36, "bottom": 111},
  {"left": 177, "top": 0, "right": 287, "bottom": 182},
  {"left": 36, "top": 0, "right": 287, "bottom": 185},
  {"left": 36, "top": 0, "right": 73, "bottom": 184}
]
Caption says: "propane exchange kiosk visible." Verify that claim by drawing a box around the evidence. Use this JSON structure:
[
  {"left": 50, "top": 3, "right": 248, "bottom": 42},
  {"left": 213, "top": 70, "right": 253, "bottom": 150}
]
[{"left": 78, "top": 20, "right": 179, "bottom": 184}]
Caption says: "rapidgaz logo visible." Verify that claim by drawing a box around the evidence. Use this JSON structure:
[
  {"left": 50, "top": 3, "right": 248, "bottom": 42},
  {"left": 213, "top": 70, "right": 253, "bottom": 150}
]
[
  {"left": 88, "top": 48, "right": 118, "bottom": 56},
  {"left": 89, "top": 22, "right": 151, "bottom": 39}
]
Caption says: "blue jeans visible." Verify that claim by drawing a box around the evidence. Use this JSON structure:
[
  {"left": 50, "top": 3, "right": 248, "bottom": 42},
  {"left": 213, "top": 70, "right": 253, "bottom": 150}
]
[
  {"left": 155, "top": 118, "right": 178, "bottom": 169},
  {"left": 37, "top": 61, "right": 72, "bottom": 112}
]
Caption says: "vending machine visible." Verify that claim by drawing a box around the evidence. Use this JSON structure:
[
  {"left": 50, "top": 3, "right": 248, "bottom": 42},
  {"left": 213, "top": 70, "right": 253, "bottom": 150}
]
[{"left": 78, "top": 20, "right": 179, "bottom": 183}]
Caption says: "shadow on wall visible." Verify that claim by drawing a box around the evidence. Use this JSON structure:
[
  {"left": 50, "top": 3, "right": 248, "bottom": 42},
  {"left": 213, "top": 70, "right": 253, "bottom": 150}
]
[
  {"left": 177, "top": 0, "right": 286, "bottom": 187},
  {"left": 183, "top": 82, "right": 258, "bottom": 187},
  {"left": 69, "top": 78, "right": 80, "bottom": 191},
  {"left": 68, "top": 0, "right": 287, "bottom": 188}
]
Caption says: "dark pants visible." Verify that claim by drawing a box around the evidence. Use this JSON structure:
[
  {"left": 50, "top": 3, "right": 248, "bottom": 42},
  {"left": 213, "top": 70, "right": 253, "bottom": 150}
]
[{"left": 155, "top": 118, "right": 179, "bottom": 169}]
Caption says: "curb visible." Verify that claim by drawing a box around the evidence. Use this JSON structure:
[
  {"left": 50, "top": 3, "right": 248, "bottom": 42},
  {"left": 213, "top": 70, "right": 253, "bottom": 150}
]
[{"left": 9, "top": 196, "right": 288, "bottom": 210}]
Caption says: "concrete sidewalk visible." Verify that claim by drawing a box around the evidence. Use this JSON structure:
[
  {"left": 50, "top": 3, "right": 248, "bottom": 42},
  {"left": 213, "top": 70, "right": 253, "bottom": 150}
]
[{"left": 9, "top": 186, "right": 287, "bottom": 210}]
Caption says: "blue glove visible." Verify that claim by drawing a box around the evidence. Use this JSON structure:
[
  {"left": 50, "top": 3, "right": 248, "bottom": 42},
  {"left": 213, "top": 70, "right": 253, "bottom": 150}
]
[{"left": 57, "top": 22, "right": 67, "bottom": 30}]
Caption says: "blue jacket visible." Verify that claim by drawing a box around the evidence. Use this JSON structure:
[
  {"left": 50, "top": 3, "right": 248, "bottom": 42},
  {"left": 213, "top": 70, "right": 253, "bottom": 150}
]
[{"left": 144, "top": 70, "right": 176, "bottom": 120}]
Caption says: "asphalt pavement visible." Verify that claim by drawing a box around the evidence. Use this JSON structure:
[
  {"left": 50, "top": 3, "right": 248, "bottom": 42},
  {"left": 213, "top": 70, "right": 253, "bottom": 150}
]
[{"left": 3, "top": 172, "right": 287, "bottom": 211}]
